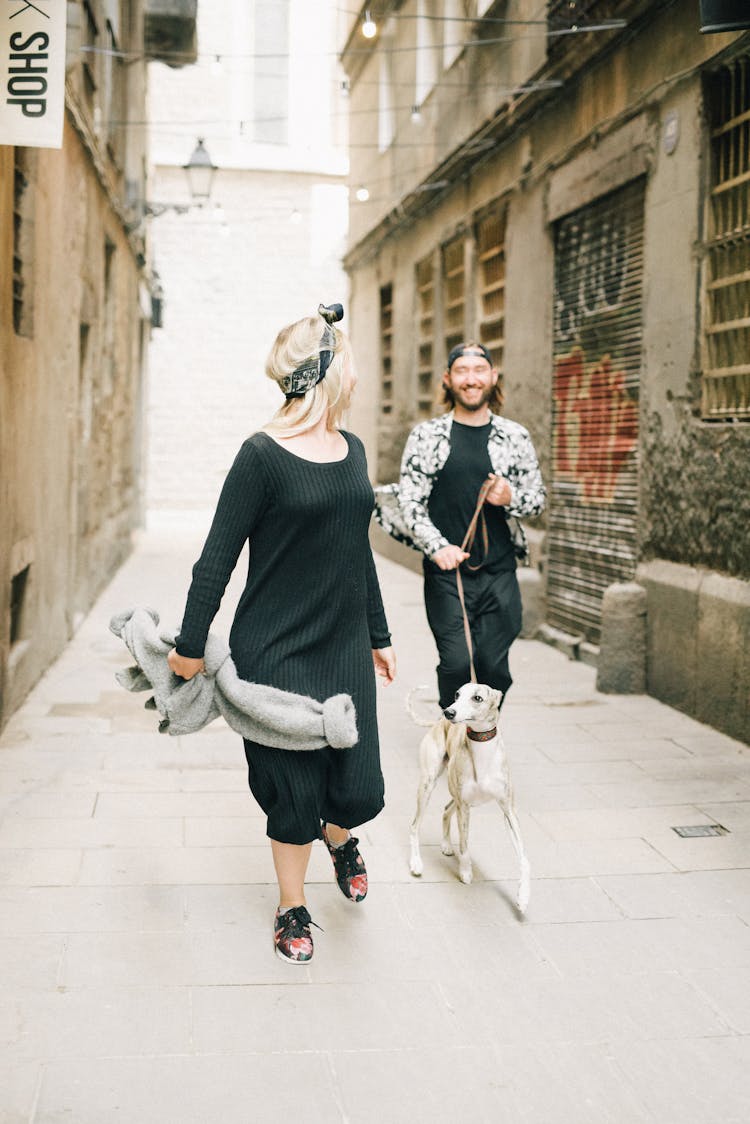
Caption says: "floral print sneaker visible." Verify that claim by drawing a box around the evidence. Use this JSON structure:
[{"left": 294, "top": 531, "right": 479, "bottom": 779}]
[
  {"left": 322, "top": 825, "right": 368, "bottom": 902},
  {"left": 273, "top": 905, "right": 319, "bottom": 964}
]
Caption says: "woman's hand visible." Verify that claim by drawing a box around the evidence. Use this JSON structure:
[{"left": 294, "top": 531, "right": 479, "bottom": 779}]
[
  {"left": 372, "top": 646, "right": 396, "bottom": 685},
  {"left": 167, "top": 649, "right": 205, "bottom": 680}
]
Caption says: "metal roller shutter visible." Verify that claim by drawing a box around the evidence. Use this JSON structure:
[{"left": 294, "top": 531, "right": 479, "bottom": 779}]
[{"left": 547, "top": 178, "right": 645, "bottom": 643}]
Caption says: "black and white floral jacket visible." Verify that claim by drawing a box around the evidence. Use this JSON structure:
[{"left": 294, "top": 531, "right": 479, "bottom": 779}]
[{"left": 373, "top": 411, "right": 546, "bottom": 559}]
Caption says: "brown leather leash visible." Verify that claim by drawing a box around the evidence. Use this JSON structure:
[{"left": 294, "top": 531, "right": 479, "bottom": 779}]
[
  {"left": 452, "top": 476, "right": 497, "bottom": 785},
  {"left": 455, "top": 476, "right": 493, "bottom": 684}
]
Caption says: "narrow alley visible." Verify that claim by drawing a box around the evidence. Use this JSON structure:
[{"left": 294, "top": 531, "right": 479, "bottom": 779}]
[{"left": 0, "top": 522, "right": 748, "bottom": 1123}]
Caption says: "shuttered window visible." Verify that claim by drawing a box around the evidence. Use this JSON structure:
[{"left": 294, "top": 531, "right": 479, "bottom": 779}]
[
  {"left": 703, "top": 55, "right": 750, "bottom": 421},
  {"left": 442, "top": 235, "right": 465, "bottom": 358},
  {"left": 379, "top": 283, "right": 393, "bottom": 416},
  {"left": 548, "top": 179, "right": 645, "bottom": 643},
  {"left": 416, "top": 255, "right": 435, "bottom": 417},
  {"left": 476, "top": 206, "right": 507, "bottom": 376}
]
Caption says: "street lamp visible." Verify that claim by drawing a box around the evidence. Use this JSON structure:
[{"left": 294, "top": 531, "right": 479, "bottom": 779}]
[
  {"left": 143, "top": 137, "right": 218, "bottom": 218},
  {"left": 183, "top": 137, "right": 216, "bottom": 203}
]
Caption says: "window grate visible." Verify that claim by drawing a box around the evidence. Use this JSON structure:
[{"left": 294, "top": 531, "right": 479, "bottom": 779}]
[
  {"left": 443, "top": 236, "right": 465, "bottom": 361},
  {"left": 416, "top": 255, "right": 435, "bottom": 417},
  {"left": 703, "top": 55, "right": 750, "bottom": 420},
  {"left": 476, "top": 206, "right": 507, "bottom": 378}
]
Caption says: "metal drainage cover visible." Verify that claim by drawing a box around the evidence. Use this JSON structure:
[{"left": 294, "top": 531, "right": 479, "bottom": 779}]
[{"left": 672, "top": 824, "right": 729, "bottom": 838}]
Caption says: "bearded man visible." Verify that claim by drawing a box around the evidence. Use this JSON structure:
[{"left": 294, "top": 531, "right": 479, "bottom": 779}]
[{"left": 375, "top": 342, "right": 545, "bottom": 709}]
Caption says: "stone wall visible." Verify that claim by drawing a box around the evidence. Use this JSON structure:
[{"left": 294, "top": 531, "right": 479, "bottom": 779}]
[{"left": 0, "top": 122, "right": 149, "bottom": 727}]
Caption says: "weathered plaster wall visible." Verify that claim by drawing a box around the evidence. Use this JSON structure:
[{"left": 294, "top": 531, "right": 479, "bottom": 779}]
[
  {"left": 643, "top": 412, "right": 750, "bottom": 575},
  {"left": 0, "top": 121, "right": 148, "bottom": 725}
]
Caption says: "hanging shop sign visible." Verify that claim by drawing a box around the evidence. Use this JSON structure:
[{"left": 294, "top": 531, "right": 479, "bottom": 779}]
[
  {"left": 1, "top": 0, "right": 66, "bottom": 148},
  {"left": 547, "top": 178, "right": 646, "bottom": 644}
]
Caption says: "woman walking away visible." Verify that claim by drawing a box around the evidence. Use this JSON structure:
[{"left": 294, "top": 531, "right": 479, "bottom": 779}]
[{"left": 167, "top": 304, "right": 396, "bottom": 963}]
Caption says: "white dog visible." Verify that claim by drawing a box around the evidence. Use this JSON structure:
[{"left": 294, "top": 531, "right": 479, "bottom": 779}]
[{"left": 408, "top": 682, "right": 530, "bottom": 914}]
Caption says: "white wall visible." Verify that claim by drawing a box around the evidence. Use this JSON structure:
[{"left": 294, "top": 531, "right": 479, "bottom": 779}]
[{"left": 146, "top": 0, "right": 350, "bottom": 518}]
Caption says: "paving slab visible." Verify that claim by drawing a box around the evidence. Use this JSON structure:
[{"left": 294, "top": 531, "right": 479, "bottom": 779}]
[{"left": 0, "top": 520, "right": 749, "bottom": 1123}]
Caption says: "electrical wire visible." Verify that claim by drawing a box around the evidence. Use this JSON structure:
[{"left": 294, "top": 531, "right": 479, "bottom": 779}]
[
  {"left": 109, "top": 81, "right": 562, "bottom": 128},
  {"left": 80, "top": 19, "right": 626, "bottom": 66}
]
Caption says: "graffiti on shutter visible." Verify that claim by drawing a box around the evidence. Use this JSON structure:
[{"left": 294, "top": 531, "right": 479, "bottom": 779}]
[{"left": 548, "top": 178, "right": 645, "bottom": 643}]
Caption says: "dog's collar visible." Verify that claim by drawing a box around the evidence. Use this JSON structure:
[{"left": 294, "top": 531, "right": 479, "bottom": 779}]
[{"left": 467, "top": 726, "right": 497, "bottom": 742}]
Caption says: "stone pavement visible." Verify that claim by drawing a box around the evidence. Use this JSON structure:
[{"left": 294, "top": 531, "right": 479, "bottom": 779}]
[{"left": 1, "top": 521, "right": 749, "bottom": 1124}]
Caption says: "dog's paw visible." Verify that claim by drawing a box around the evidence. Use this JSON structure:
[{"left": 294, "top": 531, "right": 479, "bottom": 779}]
[
  {"left": 459, "top": 867, "right": 473, "bottom": 885},
  {"left": 441, "top": 841, "right": 454, "bottom": 857},
  {"left": 516, "top": 887, "right": 530, "bottom": 914},
  {"left": 409, "top": 855, "right": 423, "bottom": 877}
]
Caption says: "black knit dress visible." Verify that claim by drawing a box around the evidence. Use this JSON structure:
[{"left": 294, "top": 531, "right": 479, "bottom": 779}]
[{"left": 175, "top": 430, "right": 390, "bottom": 844}]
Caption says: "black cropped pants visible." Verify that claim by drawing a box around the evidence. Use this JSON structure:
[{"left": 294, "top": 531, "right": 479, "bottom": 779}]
[
  {"left": 423, "top": 564, "right": 522, "bottom": 710},
  {"left": 243, "top": 739, "right": 385, "bottom": 846}
]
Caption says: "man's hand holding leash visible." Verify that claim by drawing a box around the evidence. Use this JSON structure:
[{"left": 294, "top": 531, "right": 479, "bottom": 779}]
[
  {"left": 431, "top": 544, "right": 470, "bottom": 571},
  {"left": 484, "top": 473, "right": 513, "bottom": 507},
  {"left": 431, "top": 473, "right": 512, "bottom": 571}
]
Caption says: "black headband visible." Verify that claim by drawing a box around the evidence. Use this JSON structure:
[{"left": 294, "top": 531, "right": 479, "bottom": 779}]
[
  {"left": 281, "top": 303, "right": 345, "bottom": 399},
  {"left": 447, "top": 342, "right": 493, "bottom": 370}
]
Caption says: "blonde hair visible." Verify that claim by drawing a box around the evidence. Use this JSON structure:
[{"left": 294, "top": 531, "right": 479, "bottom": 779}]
[{"left": 262, "top": 314, "right": 353, "bottom": 437}]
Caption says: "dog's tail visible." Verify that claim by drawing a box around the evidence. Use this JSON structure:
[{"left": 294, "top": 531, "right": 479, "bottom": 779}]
[{"left": 405, "top": 685, "right": 442, "bottom": 727}]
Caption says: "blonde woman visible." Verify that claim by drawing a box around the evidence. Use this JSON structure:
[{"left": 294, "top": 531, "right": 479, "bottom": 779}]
[{"left": 168, "top": 304, "right": 396, "bottom": 963}]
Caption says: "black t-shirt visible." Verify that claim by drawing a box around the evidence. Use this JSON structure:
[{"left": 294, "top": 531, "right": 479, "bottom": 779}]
[{"left": 426, "top": 420, "right": 515, "bottom": 574}]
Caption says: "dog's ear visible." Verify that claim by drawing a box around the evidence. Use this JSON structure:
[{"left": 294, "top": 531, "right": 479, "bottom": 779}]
[{"left": 490, "top": 688, "right": 503, "bottom": 709}]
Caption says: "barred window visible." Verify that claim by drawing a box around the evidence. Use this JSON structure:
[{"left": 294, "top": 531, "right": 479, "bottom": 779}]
[
  {"left": 442, "top": 235, "right": 465, "bottom": 359},
  {"left": 703, "top": 55, "right": 750, "bottom": 420},
  {"left": 416, "top": 255, "right": 435, "bottom": 417},
  {"left": 476, "top": 205, "right": 507, "bottom": 378},
  {"left": 379, "top": 283, "right": 393, "bottom": 416}
]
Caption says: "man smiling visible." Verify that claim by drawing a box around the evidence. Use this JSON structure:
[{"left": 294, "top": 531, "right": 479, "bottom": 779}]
[{"left": 376, "top": 341, "right": 545, "bottom": 709}]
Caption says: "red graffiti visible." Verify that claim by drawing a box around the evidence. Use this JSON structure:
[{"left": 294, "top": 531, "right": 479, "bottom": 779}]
[{"left": 553, "top": 346, "right": 637, "bottom": 503}]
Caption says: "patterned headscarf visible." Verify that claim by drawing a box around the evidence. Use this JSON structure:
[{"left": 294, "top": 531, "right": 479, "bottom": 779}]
[{"left": 280, "top": 303, "right": 344, "bottom": 399}]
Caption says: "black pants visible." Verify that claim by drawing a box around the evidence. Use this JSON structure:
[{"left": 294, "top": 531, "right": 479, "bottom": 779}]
[
  {"left": 423, "top": 565, "right": 522, "bottom": 709},
  {"left": 243, "top": 740, "right": 385, "bottom": 846}
]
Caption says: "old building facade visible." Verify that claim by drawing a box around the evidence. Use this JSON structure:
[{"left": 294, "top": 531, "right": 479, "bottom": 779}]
[
  {"left": 0, "top": 1, "right": 197, "bottom": 728},
  {"left": 342, "top": 0, "right": 750, "bottom": 742}
]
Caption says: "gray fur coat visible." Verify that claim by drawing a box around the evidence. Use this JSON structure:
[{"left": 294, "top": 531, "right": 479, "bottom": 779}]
[{"left": 109, "top": 607, "right": 358, "bottom": 750}]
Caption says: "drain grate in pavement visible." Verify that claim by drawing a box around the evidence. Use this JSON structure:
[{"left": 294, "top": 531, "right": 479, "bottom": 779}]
[{"left": 672, "top": 824, "right": 729, "bottom": 838}]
